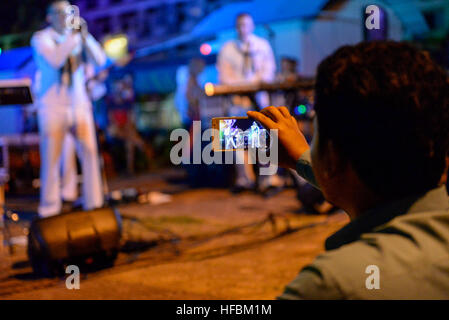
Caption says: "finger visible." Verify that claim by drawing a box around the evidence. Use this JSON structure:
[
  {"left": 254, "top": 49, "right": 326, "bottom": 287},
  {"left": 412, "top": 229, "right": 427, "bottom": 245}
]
[
  {"left": 260, "top": 106, "right": 284, "bottom": 122},
  {"left": 247, "top": 111, "right": 277, "bottom": 129},
  {"left": 290, "top": 116, "right": 301, "bottom": 130},
  {"left": 278, "top": 106, "right": 291, "bottom": 118}
]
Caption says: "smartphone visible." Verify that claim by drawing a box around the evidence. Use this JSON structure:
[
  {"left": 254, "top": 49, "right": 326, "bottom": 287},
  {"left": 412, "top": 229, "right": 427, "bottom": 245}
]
[{"left": 211, "top": 116, "right": 269, "bottom": 151}]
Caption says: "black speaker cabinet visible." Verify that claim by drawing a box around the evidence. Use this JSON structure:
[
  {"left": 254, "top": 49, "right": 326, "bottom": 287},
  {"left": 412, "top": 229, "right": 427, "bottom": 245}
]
[{"left": 27, "top": 207, "right": 122, "bottom": 277}]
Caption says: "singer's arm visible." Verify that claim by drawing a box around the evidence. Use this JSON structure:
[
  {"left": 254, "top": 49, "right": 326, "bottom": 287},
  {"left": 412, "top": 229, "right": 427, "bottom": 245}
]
[
  {"left": 31, "top": 32, "right": 81, "bottom": 69},
  {"left": 83, "top": 33, "right": 107, "bottom": 67}
]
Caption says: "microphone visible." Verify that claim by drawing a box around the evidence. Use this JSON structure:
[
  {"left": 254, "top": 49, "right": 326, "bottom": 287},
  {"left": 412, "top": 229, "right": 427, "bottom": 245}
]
[{"left": 73, "top": 17, "right": 87, "bottom": 36}]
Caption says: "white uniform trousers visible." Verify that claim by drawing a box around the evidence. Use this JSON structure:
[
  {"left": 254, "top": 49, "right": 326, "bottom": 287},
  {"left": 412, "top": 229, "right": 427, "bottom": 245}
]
[{"left": 37, "top": 105, "right": 103, "bottom": 217}]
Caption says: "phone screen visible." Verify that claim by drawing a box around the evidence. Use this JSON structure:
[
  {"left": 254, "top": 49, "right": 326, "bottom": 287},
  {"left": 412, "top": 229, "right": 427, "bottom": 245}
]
[{"left": 216, "top": 117, "right": 268, "bottom": 151}]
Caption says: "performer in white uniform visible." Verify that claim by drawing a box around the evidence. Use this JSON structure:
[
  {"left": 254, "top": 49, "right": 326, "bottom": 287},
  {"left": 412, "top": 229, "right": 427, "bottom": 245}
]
[
  {"left": 217, "top": 13, "right": 281, "bottom": 192},
  {"left": 31, "top": 0, "right": 106, "bottom": 217},
  {"left": 217, "top": 14, "right": 275, "bottom": 89}
]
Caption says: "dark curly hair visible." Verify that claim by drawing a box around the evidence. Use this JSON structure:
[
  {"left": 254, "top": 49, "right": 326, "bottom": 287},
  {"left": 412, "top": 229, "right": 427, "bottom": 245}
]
[{"left": 314, "top": 41, "right": 449, "bottom": 198}]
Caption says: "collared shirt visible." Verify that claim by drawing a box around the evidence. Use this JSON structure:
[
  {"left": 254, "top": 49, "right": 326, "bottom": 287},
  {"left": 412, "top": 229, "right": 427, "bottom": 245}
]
[
  {"left": 279, "top": 150, "right": 449, "bottom": 299},
  {"left": 217, "top": 34, "right": 275, "bottom": 85},
  {"left": 31, "top": 27, "right": 106, "bottom": 109}
]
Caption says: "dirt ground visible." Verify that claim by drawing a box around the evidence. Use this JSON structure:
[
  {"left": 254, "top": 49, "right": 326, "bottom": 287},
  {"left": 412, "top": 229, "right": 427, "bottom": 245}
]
[{"left": 0, "top": 170, "right": 349, "bottom": 300}]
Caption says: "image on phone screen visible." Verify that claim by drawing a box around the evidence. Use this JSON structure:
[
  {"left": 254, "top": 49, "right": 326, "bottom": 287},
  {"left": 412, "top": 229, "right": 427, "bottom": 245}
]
[{"left": 216, "top": 118, "right": 269, "bottom": 151}]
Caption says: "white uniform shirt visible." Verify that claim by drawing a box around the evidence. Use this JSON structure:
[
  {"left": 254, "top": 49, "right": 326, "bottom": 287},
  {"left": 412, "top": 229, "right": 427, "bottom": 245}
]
[
  {"left": 217, "top": 34, "right": 275, "bottom": 85},
  {"left": 31, "top": 27, "right": 106, "bottom": 110}
]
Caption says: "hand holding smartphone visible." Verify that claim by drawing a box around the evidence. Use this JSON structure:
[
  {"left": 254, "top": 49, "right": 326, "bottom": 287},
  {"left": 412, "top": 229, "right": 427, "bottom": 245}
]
[{"left": 247, "top": 107, "right": 310, "bottom": 170}]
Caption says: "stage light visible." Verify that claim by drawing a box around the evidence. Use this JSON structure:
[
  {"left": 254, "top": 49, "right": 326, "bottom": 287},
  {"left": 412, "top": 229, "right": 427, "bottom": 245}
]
[
  {"left": 0, "top": 48, "right": 2, "bottom": 55},
  {"left": 200, "top": 43, "right": 212, "bottom": 56},
  {"left": 104, "top": 34, "right": 128, "bottom": 60},
  {"left": 204, "top": 82, "right": 214, "bottom": 96},
  {"left": 296, "top": 104, "right": 307, "bottom": 115}
]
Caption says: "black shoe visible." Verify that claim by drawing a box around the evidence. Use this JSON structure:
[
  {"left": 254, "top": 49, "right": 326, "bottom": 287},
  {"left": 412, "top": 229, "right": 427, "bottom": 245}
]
[
  {"left": 61, "top": 199, "right": 82, "bottom": 213},
  {"left": 61, "top": 200, "right": 75, "bottom": 214}
]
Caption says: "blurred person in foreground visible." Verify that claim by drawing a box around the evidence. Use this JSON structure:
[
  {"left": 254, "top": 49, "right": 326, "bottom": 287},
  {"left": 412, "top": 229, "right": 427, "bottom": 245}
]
[
  {"left": 248, "top": 41, "right": 449, "bottom": 299},
  {"left": 31, "top": 0, "right": 106, "bottom": 217}
]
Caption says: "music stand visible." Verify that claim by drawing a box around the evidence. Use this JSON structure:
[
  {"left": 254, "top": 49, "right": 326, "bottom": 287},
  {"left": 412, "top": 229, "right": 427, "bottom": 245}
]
[{"left": 0, "top": 78, "right": 33, "bottom": 106}]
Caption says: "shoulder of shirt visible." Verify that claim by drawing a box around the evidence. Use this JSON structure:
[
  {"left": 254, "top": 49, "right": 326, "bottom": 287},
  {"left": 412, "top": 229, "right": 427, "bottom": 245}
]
[
  {"left": 250, "top": 34, "right": 271, "bottom": 47},
  {"left": 302, "top": 226, "right": 434, "bottom": 296},
  {"left": 221, "top": 40, "right": 237, "bottom": 50},
  {"left": 282, "top": 206, "right": 449, "bottom": 299},
  {"left": 279, "top": 240, "right": 382, "bottom": 299},
  {"left": 32, "top": 27, "right": 53, "bottom": 38},
  {"left": 31, "top": 27, "right": 54, "bottom": 43}
]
